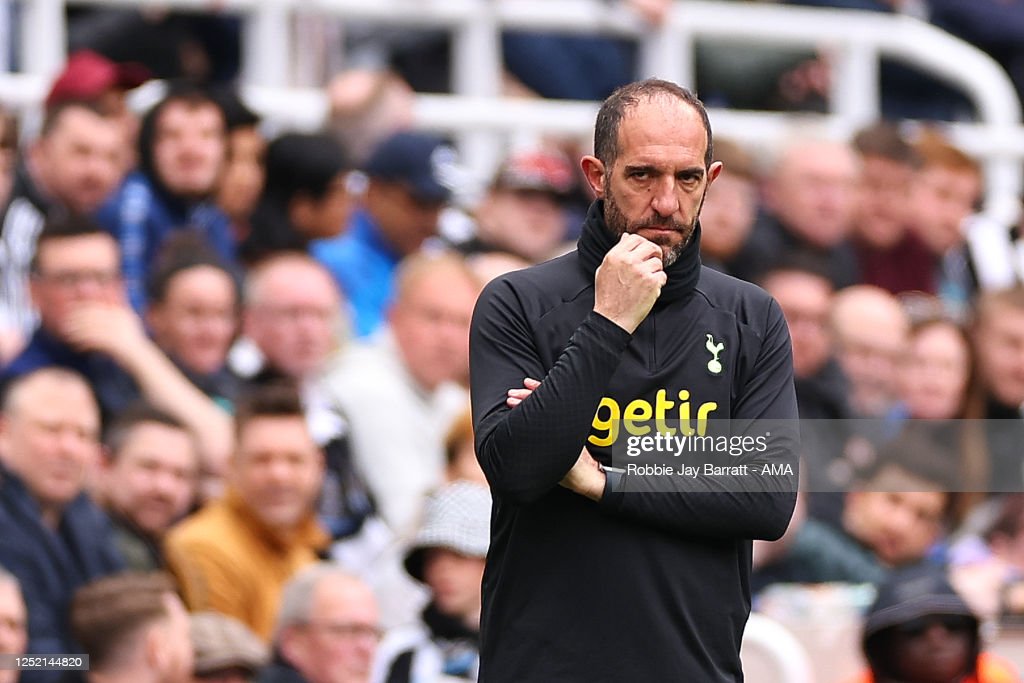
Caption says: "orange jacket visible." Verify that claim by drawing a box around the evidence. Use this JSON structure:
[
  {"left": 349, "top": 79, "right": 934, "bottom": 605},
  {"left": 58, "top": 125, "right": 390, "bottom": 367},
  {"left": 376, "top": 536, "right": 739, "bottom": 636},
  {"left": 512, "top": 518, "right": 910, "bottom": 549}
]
[{"left": 846, "top": 652, "right": 1021, "bottom": 683}]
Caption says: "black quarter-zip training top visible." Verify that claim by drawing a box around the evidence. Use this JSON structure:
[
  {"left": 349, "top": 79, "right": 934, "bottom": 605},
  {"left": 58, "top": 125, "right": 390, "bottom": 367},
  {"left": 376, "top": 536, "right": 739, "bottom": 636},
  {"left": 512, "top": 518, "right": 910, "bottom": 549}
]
[{"left": 469, "top": 200, "right": 799, "bottom": 682}]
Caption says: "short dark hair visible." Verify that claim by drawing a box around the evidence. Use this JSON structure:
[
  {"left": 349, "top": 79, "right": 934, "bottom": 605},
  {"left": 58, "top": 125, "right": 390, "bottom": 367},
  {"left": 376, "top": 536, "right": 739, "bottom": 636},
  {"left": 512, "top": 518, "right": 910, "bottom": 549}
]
[
  {"left": 71, "top": 572, "right": 177, "bottom": 672},
  {"left": 103, "top": 402, "right": 189, "bottom": 458},
  {"left": 853, "top": 120, "right": 919, "bottom": 166},
  {"left": 138, "top": 81, "right": 225, "bottom": 183},
  {"left": 234, "top": 382, "right": 305, "bottom": 438},
  {"left": 29, "top": 214, "right": 115, "bottom": 274},
  {"left": 146, "top": 231, "right": 240, "bottom": 306},
  {"left": 263, "top": 132, "right": 349, "bottom": 203},
  {"left": 212, "top": 87, "right": 261, "bottom": 131},
  {"left": 593, "top": 79, "right": 713, "bottom": 169}
]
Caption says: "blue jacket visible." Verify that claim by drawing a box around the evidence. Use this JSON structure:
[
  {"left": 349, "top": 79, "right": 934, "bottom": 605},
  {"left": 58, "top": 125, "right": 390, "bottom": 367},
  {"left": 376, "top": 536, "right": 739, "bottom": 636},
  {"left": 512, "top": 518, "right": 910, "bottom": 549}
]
[
  {"left": 312, "top": 209, "right": 401, "bottom": 338},
  {"left": 0, "top": 327, "right": 140, "bottom": 422},
  {"left": 0, "top": 467, "right": 124, "bottom": 683},
  {"left": 95, "top": 171, "right": 236, "bottom": 313}
]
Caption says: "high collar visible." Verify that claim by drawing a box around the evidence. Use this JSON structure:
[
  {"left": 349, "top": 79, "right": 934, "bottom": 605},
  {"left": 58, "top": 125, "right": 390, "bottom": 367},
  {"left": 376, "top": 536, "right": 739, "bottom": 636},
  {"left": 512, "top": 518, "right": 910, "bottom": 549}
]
[{"left": 576, "top": 200, "right": 702, "bottom": 304}]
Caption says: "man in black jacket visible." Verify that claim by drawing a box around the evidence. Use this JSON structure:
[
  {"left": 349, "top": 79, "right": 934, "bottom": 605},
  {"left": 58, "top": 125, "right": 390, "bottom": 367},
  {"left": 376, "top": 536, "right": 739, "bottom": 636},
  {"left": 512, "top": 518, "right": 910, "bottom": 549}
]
[{"left": 469, "top": 78, "right": 799, "bottom": 682}]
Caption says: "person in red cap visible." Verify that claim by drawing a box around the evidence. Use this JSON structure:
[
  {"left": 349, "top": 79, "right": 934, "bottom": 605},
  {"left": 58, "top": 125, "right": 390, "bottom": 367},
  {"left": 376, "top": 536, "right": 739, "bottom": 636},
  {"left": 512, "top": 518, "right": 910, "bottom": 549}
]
[{"left": 46, "top": 50, "right": 151, "bottom": 162}]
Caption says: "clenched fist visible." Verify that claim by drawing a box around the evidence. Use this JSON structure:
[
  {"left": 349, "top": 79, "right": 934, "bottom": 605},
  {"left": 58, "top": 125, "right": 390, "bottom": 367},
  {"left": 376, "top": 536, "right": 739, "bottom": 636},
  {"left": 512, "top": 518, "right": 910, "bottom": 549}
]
[{"left": 594, "top": 233, "right": 666, "bottom": 333}]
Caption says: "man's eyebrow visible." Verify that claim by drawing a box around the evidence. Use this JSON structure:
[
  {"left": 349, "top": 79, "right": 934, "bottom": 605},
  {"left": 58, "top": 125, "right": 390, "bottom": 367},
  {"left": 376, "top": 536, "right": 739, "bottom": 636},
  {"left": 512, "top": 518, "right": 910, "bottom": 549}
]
[
  {"left": 623, "top": 164, "right": 658, "bottom": 174},
  {"left": 677, "top": 166, "right": 706, "bottom": 178}
]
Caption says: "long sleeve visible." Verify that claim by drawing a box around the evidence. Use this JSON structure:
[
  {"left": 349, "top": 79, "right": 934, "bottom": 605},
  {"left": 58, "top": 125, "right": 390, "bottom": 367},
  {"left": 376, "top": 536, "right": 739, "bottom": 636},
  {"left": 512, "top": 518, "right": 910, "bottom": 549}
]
[
  {"left": 470, "top": 276, "right": 631, "bottom": 503},
  {"left": 598, "top": 298, "right": 799, "bottom": 541}
]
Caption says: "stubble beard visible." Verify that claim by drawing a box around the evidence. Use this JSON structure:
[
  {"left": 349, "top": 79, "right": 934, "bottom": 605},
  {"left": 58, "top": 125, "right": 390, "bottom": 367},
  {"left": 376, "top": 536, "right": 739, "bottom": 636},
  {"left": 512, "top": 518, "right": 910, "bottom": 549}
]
[{"left": 603, "top": 183, "right": 705, "bottom": 267}]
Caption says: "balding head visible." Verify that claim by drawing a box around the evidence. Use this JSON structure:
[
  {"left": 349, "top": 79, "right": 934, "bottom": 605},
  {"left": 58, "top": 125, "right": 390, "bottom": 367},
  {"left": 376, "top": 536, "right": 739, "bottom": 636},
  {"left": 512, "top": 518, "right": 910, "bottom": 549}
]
[
  {"left": 763, "top": 137, "right": 860, "bottom": 249},
  {"left": 276, "top": 564, "right": 380, "bottom": 683},
  {"left": 243, "top": 253, "right": 345, "bottom": 379},
  {"left": 390, "top": 252, "right": 481, "bottom": 391},
  {"left": 831, "top": 285, "right": 910, "bottom": 416},
  {"left": 0, "top": 368, "right": 100, "bottom": 525}
]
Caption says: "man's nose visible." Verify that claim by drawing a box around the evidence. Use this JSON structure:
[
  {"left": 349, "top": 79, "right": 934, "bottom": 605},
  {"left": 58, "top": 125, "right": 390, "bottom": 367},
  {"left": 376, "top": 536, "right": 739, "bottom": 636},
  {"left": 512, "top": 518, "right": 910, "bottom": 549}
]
[{"left": 650, "top": 177, "right": 680, "bottom": 216}]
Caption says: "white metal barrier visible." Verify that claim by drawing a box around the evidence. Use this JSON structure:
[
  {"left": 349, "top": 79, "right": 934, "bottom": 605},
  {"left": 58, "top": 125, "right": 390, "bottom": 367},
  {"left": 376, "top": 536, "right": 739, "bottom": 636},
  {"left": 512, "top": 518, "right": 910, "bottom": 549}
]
[{"left": 5, "top": 0, "right": 1024, "bottom": 222}]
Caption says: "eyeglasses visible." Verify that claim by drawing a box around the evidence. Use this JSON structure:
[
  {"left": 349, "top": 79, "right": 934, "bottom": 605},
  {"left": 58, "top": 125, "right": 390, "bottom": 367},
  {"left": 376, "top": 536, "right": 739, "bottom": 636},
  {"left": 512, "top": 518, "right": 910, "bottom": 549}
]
[
  {"left": 302, "top": 620, "right": 384, "bottom": 642},
  {"left": 32, "top": 269, "right": 121, "bottom": 289},
  {"left": 894, "top": 614, "right": 974, "bottom": 638}
]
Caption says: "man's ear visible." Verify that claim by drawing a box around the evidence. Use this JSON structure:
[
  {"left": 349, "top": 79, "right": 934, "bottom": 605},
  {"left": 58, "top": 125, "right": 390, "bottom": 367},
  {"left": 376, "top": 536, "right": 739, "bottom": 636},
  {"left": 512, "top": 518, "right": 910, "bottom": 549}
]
[
  {"left": 580, "top": 156, "right": 606, "bottom": 199},
  {"left": 279, "top": 626, "right": 305, "bottom": 668},
  {"left": 707, "top": 160, "right": 724, "bottom": 185}
]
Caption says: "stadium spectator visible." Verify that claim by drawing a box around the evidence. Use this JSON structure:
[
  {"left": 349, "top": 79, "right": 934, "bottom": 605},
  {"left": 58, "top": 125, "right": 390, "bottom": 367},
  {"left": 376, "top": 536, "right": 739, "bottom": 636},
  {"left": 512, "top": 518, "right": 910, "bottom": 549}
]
[
  {"left": 830, "top": 285, "right": 910, "bottom": 418},
  {"left": 754, "top": 432, "right": 954, "bottom": 592},
  {"left": 312, "top": 131, "right": 457, "bottom": 338},
  {"left": 70, "top": 572, "right": 194, "bottom": 683},
  {"left": 96, "top": 82, "right": 235, "bottom": 313},
  {"left": 907, "top": 130, "right": 984, "bottom": 318},
  {"left": 213, "top": 90, "right": 264, "bottom": 241},
  {"left": 850, "top": 121, "right": 936, "bottom": 295},
  {"left": 145, "top": 235, "right": 242, "bottom": 414},
  {"left": 760, "top": 262, "right": 854, "bottom": 523},
  {"left": 452, "top": 148, "right": 575, "bottom": 263},
  {"left": 0, "top": 102, "right": 123, "bottom": 345},
  {"left": 325, "top": 252, "right": 476, "bottom": 536},
  {"left": 846, "top": 563, "right": 1019, "bottom": 683},
  {"left": 376, "top": 482, "right": 490, "bottom": 682},
  {"left": 1, "top": 217, "right": 233, "bottom": 478},
  {"left": 698, "top": 137, "right": 761, "bottom": 278},
  {"left": 234, "top": 254, "right": 376, "bottom": 542},
  {"left": 94, "top": 404, "right": 198, "bottom": 571},
  {"left": 164, "top": 384, "right": 330, "bottom": 641},
  {"left": 963, "top": 287, "right": 1024, "bottom": 493},
  {"left": 190, "top": 612, "right": 268, "bottom": 683},
  {"left": 44, "top": 49, "right": 151, "bottom": 163},
  {"left": 0, "top": 369, "right": 124, "bottom": 681},
  {"left": 760, "top": 262, "right": 850, "bottom": 420},
  {"left": 0, "top": 567, "right": 26, "bottom": 683},
  {"left": 895, "top": 317, "right": 972, "bottom": 421},
  {"left": 257, "top": 564, "right": 380, "bottom": 683},
  {"left": 744, "top": 136, "right": 861, "bottom": 286},
  {"left": 240, "top": 133, "right": 352, "bottom": 264},
  {"left": 441, "top": 408, "right": 487, "bottom": 487}
]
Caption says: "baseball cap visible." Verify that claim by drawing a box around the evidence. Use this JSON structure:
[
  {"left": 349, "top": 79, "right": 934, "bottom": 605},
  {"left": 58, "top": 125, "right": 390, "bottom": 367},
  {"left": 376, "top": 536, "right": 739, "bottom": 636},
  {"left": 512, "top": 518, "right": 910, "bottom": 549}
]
[
  {"left": 404, "top": 482, "right": 492, "bottom": 582},
  {"left": 190, "top": 611, "right": 269, "bottom": 677},
  {"left": 492, "top": 149, "right": 576, "bottom": 197},
  {"left": 46, "top": 50, "right": 151, "bottom": 108},
  {"left": 363, "top": 130, "right": 456, "bottom": 204}
]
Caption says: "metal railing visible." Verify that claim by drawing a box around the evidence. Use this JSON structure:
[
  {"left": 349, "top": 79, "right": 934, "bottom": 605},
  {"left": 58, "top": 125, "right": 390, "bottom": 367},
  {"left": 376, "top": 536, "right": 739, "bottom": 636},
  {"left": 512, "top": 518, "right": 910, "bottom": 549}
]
[{"left": 4, "top": 0, "right": 1023, "bottom": 222}]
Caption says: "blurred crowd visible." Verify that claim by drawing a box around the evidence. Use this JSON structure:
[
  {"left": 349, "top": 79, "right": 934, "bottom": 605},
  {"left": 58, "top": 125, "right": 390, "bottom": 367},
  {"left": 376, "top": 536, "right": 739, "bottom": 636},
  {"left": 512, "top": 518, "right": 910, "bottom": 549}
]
[{"left": 1, "top": 1, "right": 1024, "bottom": 682}]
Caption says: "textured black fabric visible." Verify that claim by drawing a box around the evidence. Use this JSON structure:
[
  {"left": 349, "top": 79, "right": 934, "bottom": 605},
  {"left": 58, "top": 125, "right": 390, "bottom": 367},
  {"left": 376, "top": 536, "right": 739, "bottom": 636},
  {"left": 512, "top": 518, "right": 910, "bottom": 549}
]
[{"left": 469, "top": 200, "right": 799, "bottom": 682}]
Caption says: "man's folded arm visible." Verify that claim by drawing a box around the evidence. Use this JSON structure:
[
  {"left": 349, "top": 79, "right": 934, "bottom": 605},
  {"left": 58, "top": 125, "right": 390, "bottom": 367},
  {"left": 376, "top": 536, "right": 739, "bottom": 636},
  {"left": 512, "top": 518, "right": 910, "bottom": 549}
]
[{"left": 470, "top": 278, "right": 630, "bottom": 503}]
